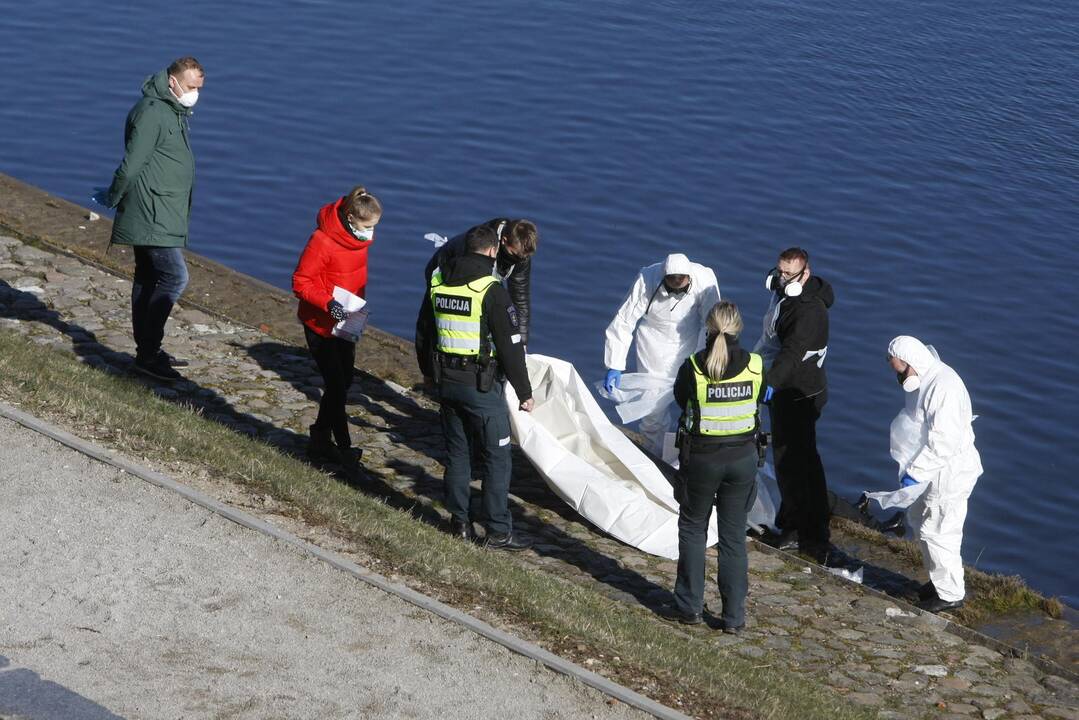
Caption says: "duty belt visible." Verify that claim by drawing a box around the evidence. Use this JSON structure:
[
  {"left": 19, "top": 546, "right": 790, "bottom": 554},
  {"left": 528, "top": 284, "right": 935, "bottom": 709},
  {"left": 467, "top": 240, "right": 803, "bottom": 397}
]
[{"left": 438, "top": 353, "right": 479, "bottom": 371}]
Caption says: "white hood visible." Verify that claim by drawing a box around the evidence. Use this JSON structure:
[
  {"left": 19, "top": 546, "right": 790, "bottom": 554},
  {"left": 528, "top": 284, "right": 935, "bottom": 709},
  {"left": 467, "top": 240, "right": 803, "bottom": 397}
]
[
  {"left": 663, "top": 253, "right": 692, "bottom": 276},
  {"left": 888, "top": 335, "right": 940, "bottom": 375}
]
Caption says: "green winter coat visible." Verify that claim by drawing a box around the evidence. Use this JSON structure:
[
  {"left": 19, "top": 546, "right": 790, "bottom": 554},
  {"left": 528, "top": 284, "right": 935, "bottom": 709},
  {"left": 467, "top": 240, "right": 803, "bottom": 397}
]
[{"left": 105, "top": 70, "right": 195, "bottom": 248}]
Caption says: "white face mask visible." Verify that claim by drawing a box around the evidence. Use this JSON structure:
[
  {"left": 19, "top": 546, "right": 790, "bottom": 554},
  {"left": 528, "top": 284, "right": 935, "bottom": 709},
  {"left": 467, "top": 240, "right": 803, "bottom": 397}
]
[
  {"left": 348, "top": 218, "right": 374, "bottom": 241},
  {"left": 171, "top": 77, "right": 199, "bottom": 108}
]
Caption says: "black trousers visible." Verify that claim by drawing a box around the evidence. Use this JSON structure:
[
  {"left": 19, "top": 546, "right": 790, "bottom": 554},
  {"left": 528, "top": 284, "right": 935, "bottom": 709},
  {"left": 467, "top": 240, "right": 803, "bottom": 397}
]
[
  {"left": 771, "top": 390, "right": 830, "bottom": 545},
  {"left": 674, "top": 446, "right": 757, "bottom": 625},
  {"left": 304, "top": 326, "right": 356, "bottom": 449}
]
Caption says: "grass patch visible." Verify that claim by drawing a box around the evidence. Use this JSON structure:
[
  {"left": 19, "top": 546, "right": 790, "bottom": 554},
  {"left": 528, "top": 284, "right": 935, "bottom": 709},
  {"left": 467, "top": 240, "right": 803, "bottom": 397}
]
[
  {"left": 832, "top": 517, "right": 1063, "bottom": 623},
  {"left": 0, "top": 328, "right": 875, "bottom": 720}
]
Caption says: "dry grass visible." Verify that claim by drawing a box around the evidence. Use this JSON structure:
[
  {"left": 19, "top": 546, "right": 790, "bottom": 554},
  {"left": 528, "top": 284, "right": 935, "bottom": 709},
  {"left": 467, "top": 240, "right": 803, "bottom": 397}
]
[{"left": 0, "top": 329, "right": 875, "bottom": 720}]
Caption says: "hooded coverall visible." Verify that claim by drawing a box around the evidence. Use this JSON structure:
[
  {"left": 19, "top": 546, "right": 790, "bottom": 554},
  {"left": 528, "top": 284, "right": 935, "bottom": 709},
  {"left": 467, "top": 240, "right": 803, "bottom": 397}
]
[
  {"left": 603, "top": 254, "right": 721, "bottom": 455},
  {"left": 888, "top": 336, "right": 982, "bottom": 602}
]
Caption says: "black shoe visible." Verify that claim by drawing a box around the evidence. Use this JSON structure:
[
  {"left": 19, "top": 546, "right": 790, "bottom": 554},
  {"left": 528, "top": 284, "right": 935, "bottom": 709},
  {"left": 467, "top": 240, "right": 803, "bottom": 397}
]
[
  {"left": 307, "top": 425, "right": 343, "bottom": 464},
  {"left": 659, "top": 606, "right": 703, "bottom": 625},
  {"left": 917, "top": 596, "right": 964, "bottom": 614},
  {"left": 451, "top": 519, "right": 476, "bottom": 542},
  {"left": 797, "top": 541, "right": 833, "bottom": 565},
  {"left": 917, "top": 582, "right": 939, "bottom": 602},
  {"left": 763, "top": 528, "right": 799, "bottom": 551},
  {"left": 157, "top": 350, "right": 190, "bottom": 368},
  {"left": 722, "top": 621, "right": 745, "bottom": 635},
  {"left": 134, "top": 356, "right": 183, "bottom": 382},
  {"left": 484, "top": 532, "right": 532, "bottom": 552},
  {"left": 879, "top": 511, "right": 906, "bottom": 536}
]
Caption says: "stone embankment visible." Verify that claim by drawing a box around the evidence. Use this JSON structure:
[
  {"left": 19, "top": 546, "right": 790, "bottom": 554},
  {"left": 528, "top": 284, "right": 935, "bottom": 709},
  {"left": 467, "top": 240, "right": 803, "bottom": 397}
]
[{"left": 0, "top": 174, "right": 1076, "bottom": 720}]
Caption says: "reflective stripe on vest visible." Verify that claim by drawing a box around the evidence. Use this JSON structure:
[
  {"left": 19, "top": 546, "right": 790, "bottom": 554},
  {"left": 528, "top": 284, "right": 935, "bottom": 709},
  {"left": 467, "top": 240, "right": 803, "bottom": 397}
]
[
  {"left": 690, "top": 353, "right": 763, "bottom": 436},
  {"left": 430, "top": 272, "right": 499, "bottom": 357}
]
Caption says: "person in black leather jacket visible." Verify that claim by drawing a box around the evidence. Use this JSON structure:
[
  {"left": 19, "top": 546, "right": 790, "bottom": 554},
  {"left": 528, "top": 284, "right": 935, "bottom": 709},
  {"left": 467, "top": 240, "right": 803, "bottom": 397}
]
[{"left": 416, "top": 218, "right": 538, "bottom": 380}]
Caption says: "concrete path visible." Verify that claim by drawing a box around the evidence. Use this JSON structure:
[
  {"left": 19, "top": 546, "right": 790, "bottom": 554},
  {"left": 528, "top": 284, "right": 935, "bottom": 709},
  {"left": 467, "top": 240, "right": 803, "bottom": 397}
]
[{"left": 0, "top": 416, "right": 649, "bottom": 720}]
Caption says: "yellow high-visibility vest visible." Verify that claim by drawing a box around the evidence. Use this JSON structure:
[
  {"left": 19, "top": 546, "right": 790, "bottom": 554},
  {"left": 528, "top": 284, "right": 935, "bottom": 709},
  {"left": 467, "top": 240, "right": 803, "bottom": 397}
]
[
  {"left": 688, "top": 353, "right": 762, "bottom": 436},
  {"left": 430, "top": 271, "right": 499, "bottom": 357}
]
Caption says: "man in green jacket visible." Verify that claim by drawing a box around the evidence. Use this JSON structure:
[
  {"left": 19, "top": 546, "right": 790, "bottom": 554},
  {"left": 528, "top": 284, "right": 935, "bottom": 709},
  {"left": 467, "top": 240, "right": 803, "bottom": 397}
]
[{"left": 99, "top": 57, "right": 205, "bottom": 381}]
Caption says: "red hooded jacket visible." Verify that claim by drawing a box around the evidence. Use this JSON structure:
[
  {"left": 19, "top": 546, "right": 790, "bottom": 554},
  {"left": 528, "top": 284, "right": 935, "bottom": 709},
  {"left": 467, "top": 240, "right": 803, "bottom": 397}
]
[{"left": 292, "top": 197, "right": 373, "bottom": 337}]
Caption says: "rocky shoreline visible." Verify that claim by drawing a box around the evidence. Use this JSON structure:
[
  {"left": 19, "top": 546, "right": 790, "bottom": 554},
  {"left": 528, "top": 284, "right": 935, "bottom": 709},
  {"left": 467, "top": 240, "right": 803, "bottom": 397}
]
[{"left": 1, "top": 172, "right": 1076, "bottom": 719}]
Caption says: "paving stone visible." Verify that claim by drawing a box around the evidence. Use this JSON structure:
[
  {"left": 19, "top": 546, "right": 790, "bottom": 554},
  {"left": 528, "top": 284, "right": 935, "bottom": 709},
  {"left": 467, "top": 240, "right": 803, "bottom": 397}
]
[
  {"left": 1043, "top": 709, "right": 1079, "bottom": 720},
  {"left": 847, "top": 692, "right": 882, "bottom": 706},
  {"left": 940, "top": 677, "right": 973, "bottom": 690}
]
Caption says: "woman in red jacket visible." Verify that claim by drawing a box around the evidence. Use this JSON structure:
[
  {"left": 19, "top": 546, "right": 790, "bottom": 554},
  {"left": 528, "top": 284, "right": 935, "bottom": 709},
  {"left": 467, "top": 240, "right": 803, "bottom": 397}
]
[{"left": 292, "top": 185, "right": 381, "bottom": 477}]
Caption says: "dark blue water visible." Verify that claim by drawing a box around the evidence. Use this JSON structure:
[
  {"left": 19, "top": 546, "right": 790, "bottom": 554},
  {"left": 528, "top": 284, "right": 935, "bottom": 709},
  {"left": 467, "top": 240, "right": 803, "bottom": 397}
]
[{"left": 3, "top": 0, "right": 1077, "bottom": 604}]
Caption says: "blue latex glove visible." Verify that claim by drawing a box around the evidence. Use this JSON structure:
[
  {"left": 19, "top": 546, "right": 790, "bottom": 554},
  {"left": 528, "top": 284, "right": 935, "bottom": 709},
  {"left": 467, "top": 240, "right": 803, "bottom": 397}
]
[
  {"left": 604, "top": 369, "right": 622, "bottom": 393},
  {"left": 763, "top": 385, "right": 774, "bottom": 403},
  {"left": 900, "top": 473, "right": 919, "bottom": 488}
]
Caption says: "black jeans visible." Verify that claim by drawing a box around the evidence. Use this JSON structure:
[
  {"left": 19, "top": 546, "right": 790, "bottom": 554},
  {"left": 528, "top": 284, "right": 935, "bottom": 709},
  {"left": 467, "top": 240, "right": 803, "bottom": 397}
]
[
  {"left": 439, "top": 379, "right": 513, "bottom": 535},
  {"left": 771, "top": 390, "right": 830, "bottom": 545},
  {"left": 304, "top": 326, "right": 356, "bottom": 449},
  {"left": 674, "top": 445, "right": 758, "bottom": 625},
  {"left": 131, "top": 247, "right": 189, "bottom": 361}
]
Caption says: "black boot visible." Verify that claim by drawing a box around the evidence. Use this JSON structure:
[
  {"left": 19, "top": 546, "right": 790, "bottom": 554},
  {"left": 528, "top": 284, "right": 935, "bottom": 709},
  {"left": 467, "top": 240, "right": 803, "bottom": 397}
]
[
  {"left": 307, "top": 424, "right": 342, "bottom": 463},
  {"left": 485, "top": 531, "right": 532, "bottom": 552},
  {"left": 918, "top": 596, "right": 964, "bottom": 614},
  {"left": 450, "top": 519, "right": 476, "bottom": 542},
  {"left": 338, "top": 447, "right": 364, "bottom": 484},
  {"left": 762, "top": 528, "right": 799, "bottom": 551},
  {"left": 917, "top": 582, "right": 938, "bottom": 602}
]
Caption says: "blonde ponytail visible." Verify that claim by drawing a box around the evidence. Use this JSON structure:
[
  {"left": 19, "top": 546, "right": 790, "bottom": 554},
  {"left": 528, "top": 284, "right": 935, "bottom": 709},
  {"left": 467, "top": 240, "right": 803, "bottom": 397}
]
[{"left": 703, "top": 301, "right": 744, "bottom": 380}]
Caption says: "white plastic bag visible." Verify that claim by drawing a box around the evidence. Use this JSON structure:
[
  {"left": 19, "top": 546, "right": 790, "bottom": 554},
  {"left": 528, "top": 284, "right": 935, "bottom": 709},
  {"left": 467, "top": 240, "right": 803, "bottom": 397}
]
[{"left": 594, "top": 372, "right": 675, "bottom": 424}]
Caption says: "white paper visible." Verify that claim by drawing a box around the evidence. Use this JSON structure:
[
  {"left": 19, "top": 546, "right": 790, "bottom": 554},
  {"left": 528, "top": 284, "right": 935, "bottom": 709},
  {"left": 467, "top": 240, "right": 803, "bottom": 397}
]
[{"left": 331, "top": 286, "right": 368, "bottom": 342}]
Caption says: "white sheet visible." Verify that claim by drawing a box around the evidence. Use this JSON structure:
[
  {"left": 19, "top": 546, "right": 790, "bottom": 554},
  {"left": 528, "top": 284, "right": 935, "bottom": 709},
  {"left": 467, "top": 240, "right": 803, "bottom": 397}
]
[{"left": 505, "top": 354, "right": 719, "bottom": 559}]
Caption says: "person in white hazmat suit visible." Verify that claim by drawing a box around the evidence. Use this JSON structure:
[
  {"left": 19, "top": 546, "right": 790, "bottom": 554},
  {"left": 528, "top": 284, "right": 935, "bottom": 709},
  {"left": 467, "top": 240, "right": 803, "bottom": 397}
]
[
  {"left": 868, "top": 335, "right": 982, "bottom": 613},
  {"left": 603, "top": 254, "right": 721, "bottom": 458}
]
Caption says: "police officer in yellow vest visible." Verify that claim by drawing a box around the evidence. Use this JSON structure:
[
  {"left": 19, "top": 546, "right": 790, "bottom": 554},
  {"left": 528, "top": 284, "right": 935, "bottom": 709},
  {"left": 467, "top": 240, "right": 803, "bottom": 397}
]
[
  {"left": 420, "top": 225, "right": 535, "bottom": 550},
  {"left": 668, "top": 301, "right": 768, "bottom": 631}
]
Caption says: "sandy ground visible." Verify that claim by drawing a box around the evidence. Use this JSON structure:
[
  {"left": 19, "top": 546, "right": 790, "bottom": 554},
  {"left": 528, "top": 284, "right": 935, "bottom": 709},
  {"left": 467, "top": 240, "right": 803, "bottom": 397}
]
[{"left": 0, "top": 416, "right": 647, "bottom": 720}]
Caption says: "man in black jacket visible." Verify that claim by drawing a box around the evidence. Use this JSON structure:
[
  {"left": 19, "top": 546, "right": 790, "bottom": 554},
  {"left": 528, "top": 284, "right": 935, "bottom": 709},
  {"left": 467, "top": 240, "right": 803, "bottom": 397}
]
[
  {"left": 754, "top": 247, "right": 835, "bottom": 562},
  {"left": 420, "top": 225, "right": 535, "bottom": 551},
  {"left": 416, "top": 218, "right": 537, "bottom": 380}
]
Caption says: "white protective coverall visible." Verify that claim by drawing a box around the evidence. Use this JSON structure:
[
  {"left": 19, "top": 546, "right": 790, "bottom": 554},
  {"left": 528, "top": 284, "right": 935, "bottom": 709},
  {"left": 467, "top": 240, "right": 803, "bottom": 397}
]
[
  {"left": 603, "top": 254, "right": 721, "bottom": 456},
  {"left": 881, "top": 336, "right": 982, "bottom": 602}
]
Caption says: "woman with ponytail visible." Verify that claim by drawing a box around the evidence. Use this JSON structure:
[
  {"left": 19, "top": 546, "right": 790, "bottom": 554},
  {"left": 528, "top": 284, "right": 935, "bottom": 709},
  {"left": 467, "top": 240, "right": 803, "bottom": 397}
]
[
  {"left": 666, "top": 300, "right": 768, "bottom": 632},
  {"left": 292, "top": 185, "right": 382, "bottom": 482}
]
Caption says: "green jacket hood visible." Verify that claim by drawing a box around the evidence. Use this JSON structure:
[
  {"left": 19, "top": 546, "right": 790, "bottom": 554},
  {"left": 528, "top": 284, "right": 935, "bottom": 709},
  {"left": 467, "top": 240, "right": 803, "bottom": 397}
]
[{"left": 142, "top": 70, "right": 188, "bottom": 115}]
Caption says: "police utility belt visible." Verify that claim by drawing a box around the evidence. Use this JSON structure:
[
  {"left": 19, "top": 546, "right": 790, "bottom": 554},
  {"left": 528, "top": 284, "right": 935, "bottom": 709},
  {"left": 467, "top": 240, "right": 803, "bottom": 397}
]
[{"left": 436, "top": 351, "right": 500, "bottom": 392}]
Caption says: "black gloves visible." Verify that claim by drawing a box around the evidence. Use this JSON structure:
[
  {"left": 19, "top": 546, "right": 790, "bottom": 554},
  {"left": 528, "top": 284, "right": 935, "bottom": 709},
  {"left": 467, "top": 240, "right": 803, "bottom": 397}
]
[{"left": 327, "top": 300, "right": 347, "bottom": 322}]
